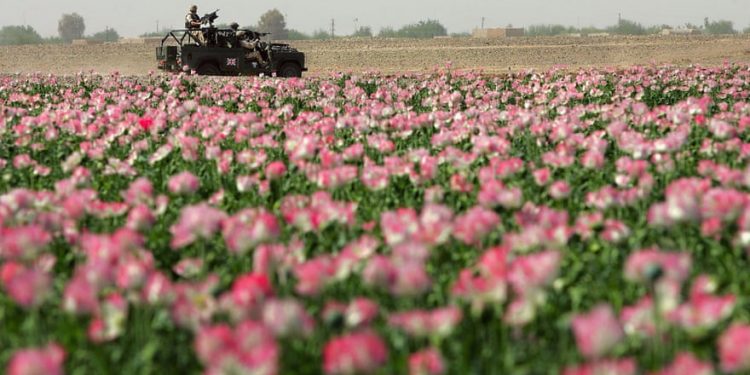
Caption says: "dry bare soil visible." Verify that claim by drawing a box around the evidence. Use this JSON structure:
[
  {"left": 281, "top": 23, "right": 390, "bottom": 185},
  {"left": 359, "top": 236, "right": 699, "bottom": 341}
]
[{"left": 1, "top": 35, "right": 750, "bottom": 76}]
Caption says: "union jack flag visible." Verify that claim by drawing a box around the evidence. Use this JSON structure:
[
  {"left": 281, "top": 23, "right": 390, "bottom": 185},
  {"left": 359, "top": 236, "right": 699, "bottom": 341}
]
[{"left": 226, "top": 58, "right": 237, "bottom": 67}]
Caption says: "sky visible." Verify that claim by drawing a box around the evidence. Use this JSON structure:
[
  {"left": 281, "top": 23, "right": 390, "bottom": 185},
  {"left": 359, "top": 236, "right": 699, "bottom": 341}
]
[{"left": 3, "top": 0, "right": 749, "bottom": 38}]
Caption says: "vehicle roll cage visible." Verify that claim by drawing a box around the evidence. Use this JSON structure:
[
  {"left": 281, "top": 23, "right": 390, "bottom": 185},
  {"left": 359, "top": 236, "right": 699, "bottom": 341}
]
[{"left": 160, "top": 28, "right": 270, "bottom": 48}]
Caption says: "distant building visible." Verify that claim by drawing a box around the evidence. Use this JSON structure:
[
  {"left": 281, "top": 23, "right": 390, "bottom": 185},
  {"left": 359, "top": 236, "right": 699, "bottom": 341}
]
[{"left": 472, "top": 28, "right": 525, "bottom": 38}]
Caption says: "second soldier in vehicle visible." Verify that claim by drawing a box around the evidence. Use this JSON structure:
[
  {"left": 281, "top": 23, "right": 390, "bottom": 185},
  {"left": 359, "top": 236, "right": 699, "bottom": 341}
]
[{"left": 230, "top": 22, "right": 268, "bottom": 67}]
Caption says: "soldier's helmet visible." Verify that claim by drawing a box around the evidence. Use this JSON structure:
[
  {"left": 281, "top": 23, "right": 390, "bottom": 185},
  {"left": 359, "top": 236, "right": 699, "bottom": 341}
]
[
  {"left": 189, "top": 5, "right": 198, "bottom": 12},
  {"left": 230, "top": 22, "right": 239, "bottom": 30}
]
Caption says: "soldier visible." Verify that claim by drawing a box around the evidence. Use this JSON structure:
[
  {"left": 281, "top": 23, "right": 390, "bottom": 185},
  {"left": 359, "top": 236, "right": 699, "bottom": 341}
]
[
  {"left": 185, "top": 5, "right": 204, "bottom": 44},
  {"left": 230, "top": 22, "right": 268, "bottom": 66},
  {"left": 185, "top": 5, "right": 201, "bottom": 29}
]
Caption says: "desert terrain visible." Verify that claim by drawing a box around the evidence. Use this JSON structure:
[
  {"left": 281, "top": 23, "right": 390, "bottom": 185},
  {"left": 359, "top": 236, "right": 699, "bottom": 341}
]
[{"left": 1, "top": 34, "right": 750, "bottom": 76}]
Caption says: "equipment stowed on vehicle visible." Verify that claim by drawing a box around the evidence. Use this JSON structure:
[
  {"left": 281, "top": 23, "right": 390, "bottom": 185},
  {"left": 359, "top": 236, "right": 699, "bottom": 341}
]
[{"left": 156, "top": 9, "right": 307, "bottom": 77}]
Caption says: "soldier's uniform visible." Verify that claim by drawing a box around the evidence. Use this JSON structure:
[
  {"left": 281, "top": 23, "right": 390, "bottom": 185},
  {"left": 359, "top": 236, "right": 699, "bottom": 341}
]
[
  {"left": 185, "top": 6, "right": 204, "bottom": 44},
  {"left": 231, "top": 23, "right": 267, "bottom": 66}
]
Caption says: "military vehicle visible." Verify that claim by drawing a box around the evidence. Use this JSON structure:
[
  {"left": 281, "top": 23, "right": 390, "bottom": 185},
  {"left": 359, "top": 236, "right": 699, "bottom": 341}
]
[{"left": 156, "top": 10, "right": 307, "bottom": 77}]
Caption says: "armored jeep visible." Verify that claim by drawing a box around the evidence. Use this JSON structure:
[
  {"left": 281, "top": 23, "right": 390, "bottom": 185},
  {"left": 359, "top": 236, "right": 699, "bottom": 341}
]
[{"left": 156, "top": 11, "right": 307, "bottom": 77}]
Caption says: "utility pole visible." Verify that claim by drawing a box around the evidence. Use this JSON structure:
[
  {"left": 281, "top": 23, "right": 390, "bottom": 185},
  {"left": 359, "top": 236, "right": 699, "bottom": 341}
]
[
  {"left": 354, "top": 18, "right": 359, "bottom": 33},
  {"left": 481, "top": 17, "right": 485, "bottom": 29},
  {"left": 330, "top": 19, "right": 335, "bottom": 38},
  {"left": 156, "top": 20, "right": 159, "bottom": 34}
]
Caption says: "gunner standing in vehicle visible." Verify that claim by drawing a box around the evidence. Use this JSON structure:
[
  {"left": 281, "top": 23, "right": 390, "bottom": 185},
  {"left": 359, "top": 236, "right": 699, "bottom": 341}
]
[
  {"left": 230, "top": 22, "right": 267, "bottom": 66},
  {"left": 185, "top": 5, "right": 204, "bottom": 44},
  {"left": 185, "top": 5, "right": 201, "bottom": 29}
]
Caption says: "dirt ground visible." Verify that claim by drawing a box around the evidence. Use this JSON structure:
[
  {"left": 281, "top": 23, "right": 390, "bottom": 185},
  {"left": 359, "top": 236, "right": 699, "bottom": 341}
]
[{"left": 1, "top": 35, "right": 750, "bottom": 76}]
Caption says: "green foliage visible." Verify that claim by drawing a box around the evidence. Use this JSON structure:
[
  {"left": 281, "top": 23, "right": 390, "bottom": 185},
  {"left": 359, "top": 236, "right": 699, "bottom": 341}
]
[
  {"left": 139, "top": 31, "right": 163, "bottom": 37},
  {"left": 311, "top": 29, "right": 332, "bottom": 40},
  {"left": 43, "top": 36, "right": 65, "bottom": 44},
  {"left": 579, "top": 26, "right": 606, "bottom": 35},
  {"left": 645, "top": 25, "right": 671, "bottom": 34},
  {"left": 378, "top": 20, "right": 447, "bottom": 38},
  {"left": 286, "top": 29, "right": 311, "bottom": 40},
  {"left": 58, "top": 13, "right": 86, "bottom": 42},
  {"left": 704, "top": 19, "right": 736, "bottom": 35},
  {"left": 378, "top": 27, "right": 397, "bottom": 38},
  {"left": 6, "top": 67, "right": 750, "bottom": 374},
  {"left": 607, "top": 18, "right": 648, "bottom": 35},
  {"left": 351, "top": 26, "right": 373, "bottom": 38},
  {"left": 256, "top": 9, "right": 288, "bottom": 40},
  {"left": 0, "top": 25, "right": 43, "bottom": 45},
  {"left": 89, "top": 28, "right": 120, "bottom": 42},
  {"left": 399, "top": 20, "right": 447, "bottom": 38},
  {"left": 525, "top": 24, "right": 578, "bottom": 36}
]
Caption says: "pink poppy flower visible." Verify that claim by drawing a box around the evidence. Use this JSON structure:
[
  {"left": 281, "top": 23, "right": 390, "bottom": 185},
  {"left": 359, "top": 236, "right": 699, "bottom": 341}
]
[
  {"left": 294, "top": 256, "right": 335, "bottom": 296},
  {"left": 221, "top": 208, "right": 280, "bottom": 255},
  {"left": 168, "top": 171, "right": 201, "bottom": 195},
  {"left": 7, "top": 343, "right": 65, "bottom": 375},
  {"left": 170, "top": 204, "right": 227, "bottom": 249},
  {"left": 344, "top": 298, "right": 380, "bottom": 328},
  {"left": 262, "top": 298, "right": 315, "bottom": 337},
  {"left": 323, "top": 330, "right": 389, "bottom": 375},
  {"left": 1, "top": 263, "right": 51, "bottom": 309},
  {"left": 571, "top": 304, "right": 624, "bottom": 359},
  {"left": 718, "top": 324, "right": 750, "bottom": 373},
  {"left": 650, "top": 352, "right": 714, "bottom": 375},
  {"left": 563, "top": 358, "right": 637, "bottom": 375},
  {"left": 265, "top": 161, "right": 287, "bottom": 180},
  {"left": 409, "top": 348, "right": 445, "bottom": 375}
]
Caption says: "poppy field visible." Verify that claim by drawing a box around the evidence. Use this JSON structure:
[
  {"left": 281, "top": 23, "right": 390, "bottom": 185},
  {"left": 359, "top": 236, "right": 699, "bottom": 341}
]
[{"left": 2, "top": 64, "right": 750, "bottom": 374}]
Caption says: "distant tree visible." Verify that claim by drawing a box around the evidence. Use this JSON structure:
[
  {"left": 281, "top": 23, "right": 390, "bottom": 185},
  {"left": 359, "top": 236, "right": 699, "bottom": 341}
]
[
  {"left": 645, "top": 24, "right": 670, "bottom": 35},
  {"left": 378, "top": 27, "right": 398, "bottom": 38},
  {"left": 351, "top": 26, "right": 373, "bottom": 38},
  {"left": 58, "top": 13, "right": 86, "bottom": 42},
  {"left": 256, "top": 9, "right": 288, "bottom": 40},
  {"left": 450, "top": 32, "right": 471, "bottom": 38},
  {"left": 607, "top": 18, "right": 646, "bottom": 35},
  {"left": 398, "top": 20, "right": 447, "bottom": 38},
  {"left": 140, "top": 31, "right": 164, "bottom": 37},
  {"left": 704, "top": 19, "right": 736, "bottom": 34},
  {"left": 46, "top": 37, "right": 64, "bottom": 44},
  {"left": 90, "top": 28, "right": 120, "bottom": 42},
  {"left": 0, "top": 25, "right": 43, "bottom": 45},
  {"left": 580, "top": 26, "right": 605, "bottom": 35},
  {"left": 311, "top": 29, "right": 332, "bottom": 40},
  {"left": 378, "top": 20, "right": 447, "bottom": 38},
  {"left": 287, "top": 29, "right": 310, "bottom": 40},
  {"left": 526, "top": 24, "right": 573, "bottom": 36},
  {"left": 744, "top": 26, "right": 750, "bottom": 34}
]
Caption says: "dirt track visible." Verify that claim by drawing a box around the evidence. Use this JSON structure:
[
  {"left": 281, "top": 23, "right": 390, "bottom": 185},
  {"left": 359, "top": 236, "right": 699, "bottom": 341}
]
[{"left": 1, "top": 35, "right": 750, "bottom": 76}]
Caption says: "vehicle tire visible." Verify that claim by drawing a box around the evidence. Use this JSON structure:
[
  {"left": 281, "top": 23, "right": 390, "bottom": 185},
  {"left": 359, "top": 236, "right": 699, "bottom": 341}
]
[
  {"left": 278, "top": 63, "right": 302, "bottom": 78},
  {"left": 196, "top": 63, "right": 220, "bottom": 76}
]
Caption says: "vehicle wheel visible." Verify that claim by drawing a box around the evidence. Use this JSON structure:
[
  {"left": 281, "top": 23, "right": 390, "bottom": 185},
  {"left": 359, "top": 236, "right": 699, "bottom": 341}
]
[
  {"left": 278, "top": 63, "right": 302, "bottom": 78},
  {"left": 197, "top": 63, "right": 220, "bottom": 76}
]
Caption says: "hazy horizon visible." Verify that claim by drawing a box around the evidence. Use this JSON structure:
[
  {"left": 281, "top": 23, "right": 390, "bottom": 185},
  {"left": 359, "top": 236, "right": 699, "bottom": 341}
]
[{"left": 3, "top": 0, "right": 749, "bottom": 38}]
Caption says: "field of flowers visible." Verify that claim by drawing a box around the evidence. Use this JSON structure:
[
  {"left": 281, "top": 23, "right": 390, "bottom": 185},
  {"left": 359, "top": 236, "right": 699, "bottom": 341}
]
[{"left": 2, "top": 64, "right": 750, "bottom": 374}]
